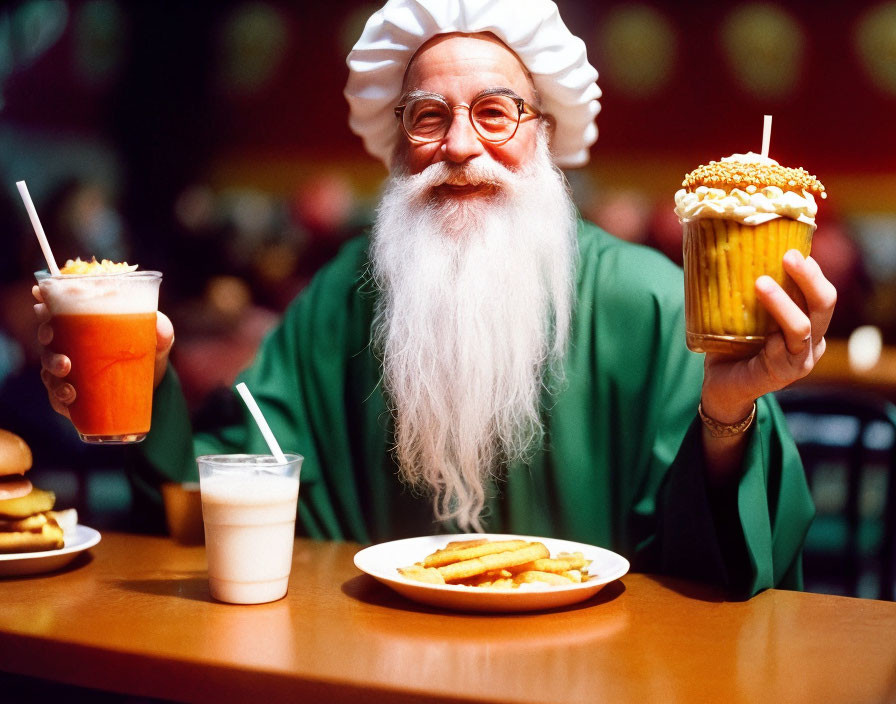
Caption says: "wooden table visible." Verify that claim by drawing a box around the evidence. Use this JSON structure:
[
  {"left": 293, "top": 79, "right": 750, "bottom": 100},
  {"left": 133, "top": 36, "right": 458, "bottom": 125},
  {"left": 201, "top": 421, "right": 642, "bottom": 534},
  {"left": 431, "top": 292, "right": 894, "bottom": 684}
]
[
  {"left": 2, "top": 533, "right": 895, "bottom": 704},
  {"left": 801, "top": 338, "right": 896, "bottom": 402}
]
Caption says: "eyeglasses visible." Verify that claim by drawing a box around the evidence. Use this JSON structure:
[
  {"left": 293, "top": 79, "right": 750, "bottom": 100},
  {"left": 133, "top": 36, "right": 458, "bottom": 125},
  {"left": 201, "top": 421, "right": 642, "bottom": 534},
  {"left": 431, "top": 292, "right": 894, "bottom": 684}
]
[{"left": 394, "top": 88, "right": 541, "bottom": 145}]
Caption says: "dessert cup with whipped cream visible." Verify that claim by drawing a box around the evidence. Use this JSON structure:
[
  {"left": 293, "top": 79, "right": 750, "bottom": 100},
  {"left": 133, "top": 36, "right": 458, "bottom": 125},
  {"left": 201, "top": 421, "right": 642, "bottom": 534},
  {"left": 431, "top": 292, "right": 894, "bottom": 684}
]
[{"left": 675, "top": 152, "right": 826, "bottom": 356}]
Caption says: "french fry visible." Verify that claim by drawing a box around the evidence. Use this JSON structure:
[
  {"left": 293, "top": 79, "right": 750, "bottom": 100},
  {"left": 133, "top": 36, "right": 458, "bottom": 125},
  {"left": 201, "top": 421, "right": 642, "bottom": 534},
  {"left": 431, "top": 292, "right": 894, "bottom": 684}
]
[
  {"left": 397, "top": 564, "right": 445, "bottom": 584},
  {"left": 422, "top": 539, "right": 528, "bottom": 568},
  {"left": 438, "top": 542, "right": 549, "bottom": 582},
  {"left": 513, "top": 570, "right": 574, "bottom": 586},
  {"left": 562, "top": 569, "right": 583, "bottom": 583},
  {"left": 398, "top": 540, "right": 592, "bottom": 589},
  {"left": 510, "top": 552, "right": 589, "bottom": 575}
]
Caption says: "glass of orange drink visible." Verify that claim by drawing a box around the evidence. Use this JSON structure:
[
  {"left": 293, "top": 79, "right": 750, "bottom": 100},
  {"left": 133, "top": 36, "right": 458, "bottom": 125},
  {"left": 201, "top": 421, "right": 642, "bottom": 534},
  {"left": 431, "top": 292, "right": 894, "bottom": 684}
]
[{"left": 36, "top": 259, "right": 162, "bottom": 443}]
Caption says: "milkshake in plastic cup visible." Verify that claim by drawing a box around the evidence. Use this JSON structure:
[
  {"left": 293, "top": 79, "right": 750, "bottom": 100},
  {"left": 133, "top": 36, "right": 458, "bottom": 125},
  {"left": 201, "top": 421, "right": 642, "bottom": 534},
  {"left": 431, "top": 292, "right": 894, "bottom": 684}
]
[
  {"left": 198, "top": 454, "right": 302, "bottom": 605},
  {"left": 36, "top": 259, "right": 162, "bottom": 443},
  {"left": 675, "top": 153, "right": 826, "bottom": 356}
]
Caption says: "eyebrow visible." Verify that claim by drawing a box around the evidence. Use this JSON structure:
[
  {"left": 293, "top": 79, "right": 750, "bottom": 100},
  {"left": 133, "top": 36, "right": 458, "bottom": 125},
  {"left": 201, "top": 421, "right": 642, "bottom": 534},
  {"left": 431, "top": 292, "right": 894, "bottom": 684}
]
[
  {"left": 397, "top": 86, "right": 526, "bottom": 105},
  {"left": 398, "top": 89, "right": 443, "bottom": 104}
]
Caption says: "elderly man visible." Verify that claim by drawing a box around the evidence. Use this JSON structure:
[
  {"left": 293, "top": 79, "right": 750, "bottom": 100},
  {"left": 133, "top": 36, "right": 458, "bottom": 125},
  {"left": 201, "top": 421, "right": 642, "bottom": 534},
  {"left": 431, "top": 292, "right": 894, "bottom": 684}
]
[{"left": 36, "top": 0, "right": 834, "bottom": 597}]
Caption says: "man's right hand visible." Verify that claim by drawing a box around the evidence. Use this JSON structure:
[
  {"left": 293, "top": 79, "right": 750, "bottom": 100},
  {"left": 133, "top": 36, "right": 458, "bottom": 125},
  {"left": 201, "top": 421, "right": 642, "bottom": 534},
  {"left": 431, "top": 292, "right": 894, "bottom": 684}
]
[{"left": 32, "top": 285, "right": 175, "bottom": 419}]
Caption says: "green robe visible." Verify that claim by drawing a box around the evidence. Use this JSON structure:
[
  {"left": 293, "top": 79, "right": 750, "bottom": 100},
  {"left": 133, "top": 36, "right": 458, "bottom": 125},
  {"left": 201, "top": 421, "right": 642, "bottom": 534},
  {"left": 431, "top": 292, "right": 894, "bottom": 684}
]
[{"left": 135, "top": 220, "right": 814, "bottom": 598}]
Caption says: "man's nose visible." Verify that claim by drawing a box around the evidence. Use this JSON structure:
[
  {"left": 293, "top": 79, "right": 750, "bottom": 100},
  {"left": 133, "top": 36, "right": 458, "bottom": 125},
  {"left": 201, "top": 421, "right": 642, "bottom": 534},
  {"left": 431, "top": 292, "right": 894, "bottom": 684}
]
[{"left": 441, "top": 106, "right": 485, "bottom": 163}]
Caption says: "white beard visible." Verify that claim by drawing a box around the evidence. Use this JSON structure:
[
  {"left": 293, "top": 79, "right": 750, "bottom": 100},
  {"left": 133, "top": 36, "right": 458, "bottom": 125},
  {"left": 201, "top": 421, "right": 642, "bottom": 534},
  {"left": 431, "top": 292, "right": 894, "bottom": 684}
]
[{"left": 370, "top": 130, "right": 578, "bottom": 531}]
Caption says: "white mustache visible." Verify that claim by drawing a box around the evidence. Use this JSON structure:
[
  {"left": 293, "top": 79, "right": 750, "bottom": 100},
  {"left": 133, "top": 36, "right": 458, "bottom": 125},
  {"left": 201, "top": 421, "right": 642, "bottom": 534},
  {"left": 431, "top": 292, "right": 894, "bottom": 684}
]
[{"left": 410, "top": 159, "right": 516, "bottom": 193}]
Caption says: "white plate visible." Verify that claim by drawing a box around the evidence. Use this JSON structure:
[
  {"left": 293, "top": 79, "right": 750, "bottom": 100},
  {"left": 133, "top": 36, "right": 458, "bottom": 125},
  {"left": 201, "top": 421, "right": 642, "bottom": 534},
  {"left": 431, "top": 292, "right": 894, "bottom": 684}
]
[
  {"left": 0, "top": 524, "right": 101, "bottom": 577},
  {"left": 354, "top": 533, "right": 629, "bottom": 612}
]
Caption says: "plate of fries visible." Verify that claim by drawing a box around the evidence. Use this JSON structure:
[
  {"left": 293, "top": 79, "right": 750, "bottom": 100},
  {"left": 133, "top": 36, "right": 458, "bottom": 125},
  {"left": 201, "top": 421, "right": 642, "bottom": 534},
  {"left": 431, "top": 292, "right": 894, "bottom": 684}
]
[{"left": 353, "top": 534, "right": 629, "bottom": 612}]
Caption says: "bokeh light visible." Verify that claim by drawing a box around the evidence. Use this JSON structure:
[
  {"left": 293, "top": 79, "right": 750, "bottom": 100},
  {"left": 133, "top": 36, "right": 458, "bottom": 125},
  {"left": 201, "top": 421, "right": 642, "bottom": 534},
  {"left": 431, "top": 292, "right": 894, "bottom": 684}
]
[
  {"left": 216, "top": 2, "right": 289, "bottom": 97},
  {"left": 73, "top": 0, "right": 126, "bottom": 88},
  {"left": 720, "top": 3, "right": 805, "bottom": 100},
  {"left": 854, "top": 2, "right": 896, "bottom": 96},
  {"left": 598, "top": 4, "right": 677, "bottom": 99}
]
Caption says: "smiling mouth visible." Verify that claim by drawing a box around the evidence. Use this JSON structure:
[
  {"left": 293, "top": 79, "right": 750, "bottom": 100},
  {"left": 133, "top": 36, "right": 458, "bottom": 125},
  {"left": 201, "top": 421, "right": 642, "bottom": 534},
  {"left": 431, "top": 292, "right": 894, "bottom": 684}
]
[{"left": 433, "top": 182, "right": 498, "bottom": 198}]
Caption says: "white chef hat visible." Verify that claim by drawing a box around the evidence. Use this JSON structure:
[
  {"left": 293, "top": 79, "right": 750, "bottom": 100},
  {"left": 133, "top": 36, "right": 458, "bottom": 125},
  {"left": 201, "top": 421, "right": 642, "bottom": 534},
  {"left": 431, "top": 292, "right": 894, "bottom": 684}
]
[{"left": 344, "top": 0, "right": 601, "bottom": 169}]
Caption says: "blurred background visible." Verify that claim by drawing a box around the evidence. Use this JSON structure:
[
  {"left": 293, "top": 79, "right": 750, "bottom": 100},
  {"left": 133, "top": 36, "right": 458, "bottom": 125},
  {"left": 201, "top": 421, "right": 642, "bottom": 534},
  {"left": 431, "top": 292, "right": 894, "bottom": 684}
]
[{"left": 0, "top": 0, "right": 895, "bottom": 596}]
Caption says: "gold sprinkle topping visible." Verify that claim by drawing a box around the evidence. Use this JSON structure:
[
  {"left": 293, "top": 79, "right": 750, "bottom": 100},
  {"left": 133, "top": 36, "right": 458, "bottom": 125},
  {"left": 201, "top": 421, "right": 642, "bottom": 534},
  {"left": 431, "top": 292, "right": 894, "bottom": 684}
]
[
  {"left": 681, "top": 161, "right": 826, "bottom": 198},
  {"left": 59, "top": 257, "right": 138, "bottom": 275}
]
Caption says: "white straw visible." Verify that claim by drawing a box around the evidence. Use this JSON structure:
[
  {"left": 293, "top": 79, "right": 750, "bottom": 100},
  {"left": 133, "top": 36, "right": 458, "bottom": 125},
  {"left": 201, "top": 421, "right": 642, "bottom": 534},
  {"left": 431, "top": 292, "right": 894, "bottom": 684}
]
[
  {"left": 761, "top": 115, "right": 772, "bottom": 159},
  {"left": 235, "top": 382, "right": 287, "bottom": 464},
  {"left": 16, "top": 180, "right": 60, "bottom": 276}
]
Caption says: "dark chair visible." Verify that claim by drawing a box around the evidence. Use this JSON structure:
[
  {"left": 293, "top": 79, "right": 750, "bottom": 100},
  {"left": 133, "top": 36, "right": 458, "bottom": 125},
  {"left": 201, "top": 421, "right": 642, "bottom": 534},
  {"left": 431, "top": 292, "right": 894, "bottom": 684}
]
[{"left": 775, "top": 386, "right": 896, "bottom": 601}]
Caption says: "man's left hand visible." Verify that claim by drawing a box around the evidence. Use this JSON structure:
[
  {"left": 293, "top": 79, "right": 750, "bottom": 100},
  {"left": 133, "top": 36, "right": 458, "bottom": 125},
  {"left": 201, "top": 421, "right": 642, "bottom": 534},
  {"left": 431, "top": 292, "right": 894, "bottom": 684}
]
[{"left": 700, "top": 249, "right": 837, "bottom": 426}]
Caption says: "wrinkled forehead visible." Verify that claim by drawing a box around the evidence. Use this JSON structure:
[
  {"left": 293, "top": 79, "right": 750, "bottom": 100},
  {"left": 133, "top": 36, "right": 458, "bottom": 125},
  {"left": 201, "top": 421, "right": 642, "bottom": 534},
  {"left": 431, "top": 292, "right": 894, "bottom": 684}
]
[{"left": 402, "top": 32, "right": 537, "bottom": 102}]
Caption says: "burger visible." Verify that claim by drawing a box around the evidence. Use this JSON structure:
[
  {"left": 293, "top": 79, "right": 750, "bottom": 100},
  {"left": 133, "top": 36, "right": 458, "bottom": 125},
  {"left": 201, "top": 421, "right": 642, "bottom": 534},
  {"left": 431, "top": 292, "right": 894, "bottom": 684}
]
[
  {"left": 0, "top": 429, "right": 76, "bottom": 553},
  {"left": 0, "top": 428, "right": 33, "bottom": 500}
]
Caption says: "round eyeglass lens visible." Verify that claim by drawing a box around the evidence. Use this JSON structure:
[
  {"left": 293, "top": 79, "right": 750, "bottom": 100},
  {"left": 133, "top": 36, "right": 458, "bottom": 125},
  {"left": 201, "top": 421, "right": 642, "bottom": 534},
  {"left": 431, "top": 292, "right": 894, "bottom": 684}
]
[
  {"left": 404, "top": 98, "right": 452, "bottom": 141},
  {"left": 470, "top": 94, "right": 520, "bottom": 141}
]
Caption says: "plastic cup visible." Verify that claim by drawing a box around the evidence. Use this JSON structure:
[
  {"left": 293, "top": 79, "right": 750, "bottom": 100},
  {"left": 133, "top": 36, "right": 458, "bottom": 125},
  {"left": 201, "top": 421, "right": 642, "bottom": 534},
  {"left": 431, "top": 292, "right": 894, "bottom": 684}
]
[
  {"left": 198, "top": 454, "right": 302, "bottom": 605},
  {"left": 35, "top": 270, "right": 162, "bottom": 443},
  {"left": 682, "top": 217, "right": 813, "bottom": 356}
]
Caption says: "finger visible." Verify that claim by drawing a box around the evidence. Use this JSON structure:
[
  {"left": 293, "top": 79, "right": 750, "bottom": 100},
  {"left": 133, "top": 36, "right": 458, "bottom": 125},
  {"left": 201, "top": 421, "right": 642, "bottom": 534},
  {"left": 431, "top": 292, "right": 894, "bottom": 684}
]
[
  {"left": 32, "top": 285, "right": 44, "bottom": 304},
  {"left": 744, "top": 331, "right": 815, "bottom": 397},
  {"left": 37, "top": 320, "right": 54, "bottom": 347},
  {"left": 40, "top": 369, "right": 75, "bottom": 417},
  {"left": 34, "top": 301, "right": 51, "bottom": 326},
  {"left": 156, "top": 311, "right": 174, "bottom": 354},
  {"left": 755, "top": 275, "right": 812, "bottom": 356},
  {"left": 52, "top": 382, "right": 76, "bottom": 406},
  {"left": 40, "top": 350, "right": 71, "bottom": 378},
  {"left": 783, "top": 251, "right": 837, "bottom": 344},
  {"left": 153, "top": 311, "right": 175, "bottom": 388}
]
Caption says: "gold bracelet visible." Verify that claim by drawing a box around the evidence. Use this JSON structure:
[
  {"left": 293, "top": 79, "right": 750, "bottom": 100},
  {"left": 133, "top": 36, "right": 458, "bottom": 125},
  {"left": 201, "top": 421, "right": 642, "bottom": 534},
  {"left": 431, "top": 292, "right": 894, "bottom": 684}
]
[{"left": 698, "top": 402, "right": 756, "bottom": 438}]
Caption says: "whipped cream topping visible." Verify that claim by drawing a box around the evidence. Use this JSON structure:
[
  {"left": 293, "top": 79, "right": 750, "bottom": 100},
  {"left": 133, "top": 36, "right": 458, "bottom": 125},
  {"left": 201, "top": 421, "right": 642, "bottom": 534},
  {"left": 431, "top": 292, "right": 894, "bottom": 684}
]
[
  {"left": 720, "top": 151, "right": 779, "bottom": 166},
  {"left": 675, "top": 185, "right": 818, "bottom": 226},
  {"left": 675, "top": 152, "right": 818, "bottom": 226}
]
